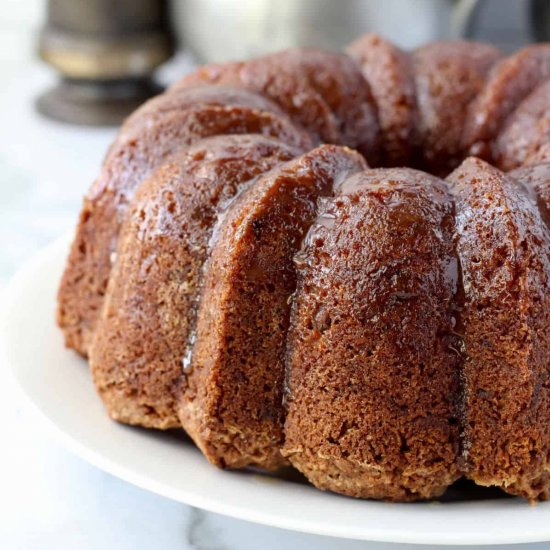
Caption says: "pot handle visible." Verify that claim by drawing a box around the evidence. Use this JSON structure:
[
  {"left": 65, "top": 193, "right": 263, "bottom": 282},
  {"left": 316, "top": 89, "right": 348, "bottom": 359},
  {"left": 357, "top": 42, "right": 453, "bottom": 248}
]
[{"left": 450, "top": 0, "right": 481, "bottom": 39}]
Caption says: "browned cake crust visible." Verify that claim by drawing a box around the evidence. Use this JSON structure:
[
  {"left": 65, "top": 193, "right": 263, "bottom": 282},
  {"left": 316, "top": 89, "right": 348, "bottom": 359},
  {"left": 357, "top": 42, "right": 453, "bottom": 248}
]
[
  {"left": 89, "top": 135, "right": 301, "bottom": 429},
  {"left": 511, "top": 162, "right": 550, "bottom": 240},
  {"left": 259, "top": 50, "right": 379, "bottom": 163},
  {"left": 170, "top": 59, "right": 340, "bottom": 146},
  {"left": 283, "top": 168, "right": 461, "bottom": 501},
  {"left": 508, "top": 163, "right": 550, "bottom": 500},
  {"left": 346, "top": 33, "right": 418, "bottom": 166},
  {"left": 462, "top": 45, "right": 550, "bottom": 160},
  {"left": 412, "top": 41, "right": 500, "bottom": 174},
  {"left": 523, "top": 124, "right": 550, "bottom": 172},
  {"left": 170, "top": 49, "right": 381, "bottom": 164},
  {"left": 122, "top": 85, "right": 289, "bottom": 131},
  {"left": 114, "top": 105, "right": 312, "bottom": 157},
  {"left": 525, "top": 142, "right": 550, "bottom": 165},
  {"left": 495, "top": 80, "right": 550, "bottom": 171},
  {"left": 448, "top": 157, "right": 550, "bottom": 500},
  {"left": 58, "top": 34, "right": 550, "bottom": 502},
  {"left": 179, "top": 145, "right": 366, "bottom": 470},
  {"left": 57, "top": 103, "right": 311, "bottom": 356}
]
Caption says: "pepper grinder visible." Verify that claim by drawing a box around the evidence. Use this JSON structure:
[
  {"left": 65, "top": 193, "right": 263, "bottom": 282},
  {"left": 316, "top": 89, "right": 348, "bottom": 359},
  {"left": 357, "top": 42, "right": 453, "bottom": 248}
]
[{"left": 36, "top": 0, "right": 174, "bottom": 126}]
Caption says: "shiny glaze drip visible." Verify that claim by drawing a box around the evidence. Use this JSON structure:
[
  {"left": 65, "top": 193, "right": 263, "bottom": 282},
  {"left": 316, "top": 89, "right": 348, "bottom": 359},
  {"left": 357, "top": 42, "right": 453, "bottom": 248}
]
[
  {"left": 182, "top": 331, "right": 196, "bottom": 374},
  {"left": 293, "top": 207, "right": 337, "bottom": 271},
  {"left": 447, "top": 199, "right": 467, "bottom": 466}
]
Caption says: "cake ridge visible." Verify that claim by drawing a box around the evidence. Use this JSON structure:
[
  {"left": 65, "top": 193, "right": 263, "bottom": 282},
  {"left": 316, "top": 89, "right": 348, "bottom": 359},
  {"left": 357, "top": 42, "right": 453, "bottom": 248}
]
[
  {"left": 178, "top": 145, "right": 366, "bottom": 470},
  {"left": 448, "top": 156, "right": 550, "bottom": 500},
  {"left": 89, "top": 134, "right": 303, "bottom": 429},
  {"left": 511, "top": 163, "right": 550, "bottom": 229},
  {"left": 462, "top": 44, "right": 550, "bottom": 160},
  {"left": 283, "top": 167, "right": 462, "bottom": 500}
]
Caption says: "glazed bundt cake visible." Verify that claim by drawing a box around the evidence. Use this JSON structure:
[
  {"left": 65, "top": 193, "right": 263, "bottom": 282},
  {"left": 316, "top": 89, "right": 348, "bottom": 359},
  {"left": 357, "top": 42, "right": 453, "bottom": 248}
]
[{"left": 58, "top": 33, "right": 550, "bottom": 502}]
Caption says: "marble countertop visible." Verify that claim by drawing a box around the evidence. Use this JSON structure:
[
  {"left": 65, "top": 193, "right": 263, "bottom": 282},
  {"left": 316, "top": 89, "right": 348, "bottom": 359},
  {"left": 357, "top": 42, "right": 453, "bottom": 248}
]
[{"left": 0, "top": 20, "right": 548, "bottom": 550}]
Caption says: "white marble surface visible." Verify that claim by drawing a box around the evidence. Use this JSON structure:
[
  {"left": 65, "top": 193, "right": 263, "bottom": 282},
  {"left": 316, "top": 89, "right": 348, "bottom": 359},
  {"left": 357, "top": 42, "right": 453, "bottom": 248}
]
[{"left": 0, "top": 5, "right": 549, "bottom": 550}]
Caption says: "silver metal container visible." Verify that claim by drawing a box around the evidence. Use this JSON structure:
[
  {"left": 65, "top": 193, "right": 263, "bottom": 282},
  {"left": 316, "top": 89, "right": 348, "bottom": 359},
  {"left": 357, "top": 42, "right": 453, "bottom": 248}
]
[{"left": 173, "top": 0, "right": 480, "bottom": 62}]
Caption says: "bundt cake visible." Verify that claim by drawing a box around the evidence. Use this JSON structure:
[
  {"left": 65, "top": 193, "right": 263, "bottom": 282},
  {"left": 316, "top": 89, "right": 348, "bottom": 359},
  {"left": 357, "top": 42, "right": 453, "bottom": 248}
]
[{"left": 58, "top": 33, "right": 550, "bottom": 502}]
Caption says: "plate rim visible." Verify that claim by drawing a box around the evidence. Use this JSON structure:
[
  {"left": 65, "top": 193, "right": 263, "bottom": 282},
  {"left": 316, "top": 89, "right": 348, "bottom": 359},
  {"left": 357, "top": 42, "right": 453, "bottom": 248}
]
[{"left": 2, "top": 234, "right": 550, "bottom": 546}]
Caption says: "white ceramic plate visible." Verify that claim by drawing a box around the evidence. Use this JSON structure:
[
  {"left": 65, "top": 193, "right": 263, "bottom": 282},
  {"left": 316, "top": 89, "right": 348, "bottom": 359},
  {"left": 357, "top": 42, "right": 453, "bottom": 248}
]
[{"left": 1, "top": 235, "right": 550, "bottom": 546}]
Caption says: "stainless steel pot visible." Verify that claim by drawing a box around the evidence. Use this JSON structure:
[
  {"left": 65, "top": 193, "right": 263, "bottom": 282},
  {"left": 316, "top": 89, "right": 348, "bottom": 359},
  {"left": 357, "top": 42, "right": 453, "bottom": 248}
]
[{"left": 173, "top": 0, "right": 480, "bottom": 62}]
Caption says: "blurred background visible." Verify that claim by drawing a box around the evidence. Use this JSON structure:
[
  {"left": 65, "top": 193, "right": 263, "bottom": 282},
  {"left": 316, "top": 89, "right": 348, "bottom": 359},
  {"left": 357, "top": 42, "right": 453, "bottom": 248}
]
[
  {"left": 1, "top": 1, "right": 550, "bottom": 548},
  {"left": 2, "top": 0, "right": 549, "bottom": 288},
  {"left": 2, "top": 0, "right": 549, "bottom": 276},
  {"left": 32, "top": 0, "right": 550, "bottom": 127}
]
